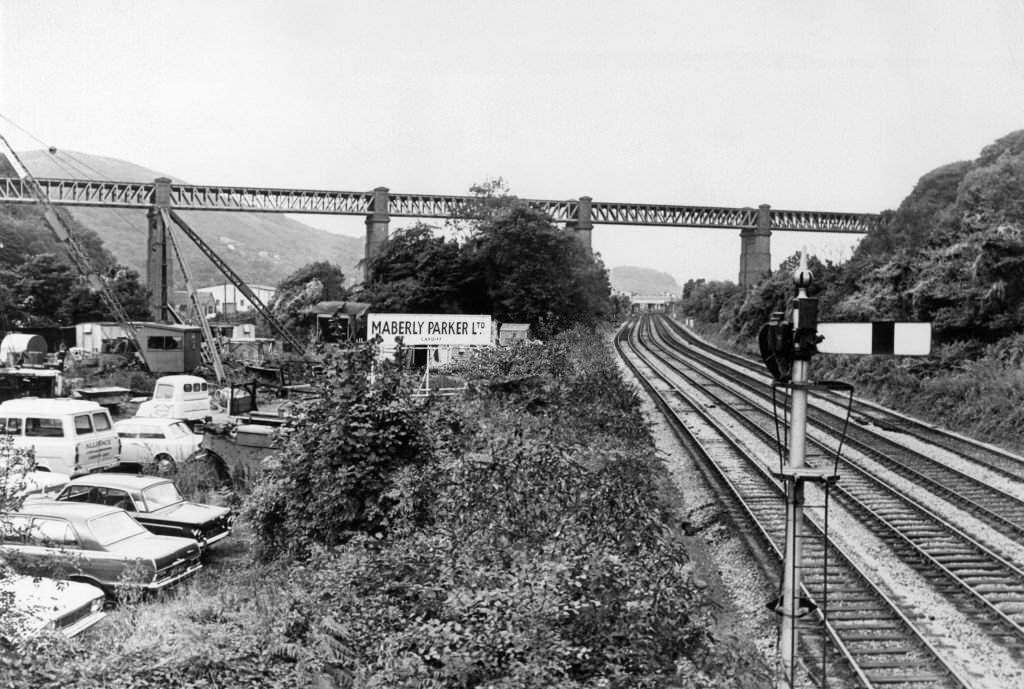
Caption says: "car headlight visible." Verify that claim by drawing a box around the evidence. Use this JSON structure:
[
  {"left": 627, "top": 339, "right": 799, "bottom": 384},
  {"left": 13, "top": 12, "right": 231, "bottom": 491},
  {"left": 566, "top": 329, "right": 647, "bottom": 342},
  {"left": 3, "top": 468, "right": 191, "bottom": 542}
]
[
  {"left": 190, "top": 528, "right": 203, "bottom": 541},
  {"left": 90, "top": 598, "right": 104, "bottom": 613}
]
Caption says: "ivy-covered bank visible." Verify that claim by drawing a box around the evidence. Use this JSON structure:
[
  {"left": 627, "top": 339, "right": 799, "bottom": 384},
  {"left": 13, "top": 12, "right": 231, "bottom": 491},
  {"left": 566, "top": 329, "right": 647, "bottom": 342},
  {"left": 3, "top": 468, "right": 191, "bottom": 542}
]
[{"left": 1, "top": 328, "right": 768, "bottom": 689}]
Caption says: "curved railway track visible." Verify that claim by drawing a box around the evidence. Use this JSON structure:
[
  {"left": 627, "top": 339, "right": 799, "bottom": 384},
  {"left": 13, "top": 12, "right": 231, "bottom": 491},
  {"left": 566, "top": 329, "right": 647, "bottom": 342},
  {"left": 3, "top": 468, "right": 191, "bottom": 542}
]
[
  {"left": 638, "top": 316, "right": 1024, "bottom": 654},
  {"left": 658, "top": 316, "right": 1024, "bottom": 485},
  {"left": 616, "top": 317, "right": 972, "bottom": 688}
]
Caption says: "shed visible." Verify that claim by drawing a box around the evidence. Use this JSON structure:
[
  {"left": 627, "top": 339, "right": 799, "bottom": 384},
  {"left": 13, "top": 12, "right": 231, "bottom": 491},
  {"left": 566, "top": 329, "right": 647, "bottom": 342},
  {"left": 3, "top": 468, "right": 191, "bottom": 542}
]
[
  {"left": 498, "top": 323, "right": 532, "bottom": 346},
  {"left": 136, "top": 323, "right": 202, "bottom": 373},
  {"left": 69, "top": 321, "right": 201, "bottom": 374},
  {"left": 301, "top": 301, "right": 372, "bottom": 342}
]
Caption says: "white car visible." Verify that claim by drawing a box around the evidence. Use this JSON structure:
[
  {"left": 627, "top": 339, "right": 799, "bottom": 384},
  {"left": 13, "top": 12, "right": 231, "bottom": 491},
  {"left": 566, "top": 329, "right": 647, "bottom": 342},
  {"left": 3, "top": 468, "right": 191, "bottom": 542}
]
[
  {"left": 0, "top": 574, "right": 106, "bottom": 640},
  {"left": 114, "top": 417, "right": 203, "bottom": 474},
  {"left": 4, "top": 469, "right": 70, "bottom": 500}
]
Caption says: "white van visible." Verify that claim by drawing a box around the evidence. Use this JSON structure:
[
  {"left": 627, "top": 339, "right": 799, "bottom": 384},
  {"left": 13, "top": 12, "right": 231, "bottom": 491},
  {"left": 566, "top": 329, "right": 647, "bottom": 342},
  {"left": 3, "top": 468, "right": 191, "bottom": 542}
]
[
  {"left": 0, "top": 398, "right": 120, "bottom": 476},
  {"left": 136, "top": 375, "right": 213, "bottom": 424}
]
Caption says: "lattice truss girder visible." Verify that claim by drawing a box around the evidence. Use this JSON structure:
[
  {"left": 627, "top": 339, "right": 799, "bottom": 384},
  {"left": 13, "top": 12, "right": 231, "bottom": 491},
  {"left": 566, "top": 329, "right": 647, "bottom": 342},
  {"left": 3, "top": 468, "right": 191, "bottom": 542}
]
[{"left": 0, "top": 177, "right": 877, "bottom": 232}]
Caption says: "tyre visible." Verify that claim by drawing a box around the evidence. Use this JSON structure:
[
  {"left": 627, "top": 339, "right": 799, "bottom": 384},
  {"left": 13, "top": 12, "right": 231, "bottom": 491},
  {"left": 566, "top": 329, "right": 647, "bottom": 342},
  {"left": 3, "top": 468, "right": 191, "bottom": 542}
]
[{"left": 154, "top": 453, "right": 176, "bottom": 476}]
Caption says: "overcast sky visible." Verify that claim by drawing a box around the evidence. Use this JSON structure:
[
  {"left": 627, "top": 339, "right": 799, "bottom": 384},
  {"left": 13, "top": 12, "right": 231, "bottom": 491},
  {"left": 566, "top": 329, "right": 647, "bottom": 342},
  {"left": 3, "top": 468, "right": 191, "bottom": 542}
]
[{"left": 2, "top": 0, "right": 1023, "bottom": 285}]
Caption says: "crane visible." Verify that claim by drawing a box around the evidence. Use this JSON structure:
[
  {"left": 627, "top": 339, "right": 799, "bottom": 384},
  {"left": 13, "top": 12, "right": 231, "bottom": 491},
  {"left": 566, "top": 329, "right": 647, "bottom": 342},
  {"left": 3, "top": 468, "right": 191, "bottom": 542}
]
[{"left": 0, "top": 134, "right": 150, "bottom": 370}]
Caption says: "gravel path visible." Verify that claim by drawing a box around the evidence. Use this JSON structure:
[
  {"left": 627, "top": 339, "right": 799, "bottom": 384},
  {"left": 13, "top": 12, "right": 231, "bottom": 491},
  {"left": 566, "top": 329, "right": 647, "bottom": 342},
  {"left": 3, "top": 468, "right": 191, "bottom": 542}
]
[{"left": 618, "top": 353, "right": 781, "bottom": 675}]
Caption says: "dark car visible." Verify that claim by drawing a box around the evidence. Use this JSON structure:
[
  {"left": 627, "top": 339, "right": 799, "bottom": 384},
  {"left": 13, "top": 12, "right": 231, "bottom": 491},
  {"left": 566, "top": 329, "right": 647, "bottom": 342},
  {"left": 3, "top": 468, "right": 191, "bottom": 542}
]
[
  {"left": 55, "top": 474, "right": 231, "bottom": 549},
  {"left": 0, "top": 501, "right": 202, "bottom": 596}
]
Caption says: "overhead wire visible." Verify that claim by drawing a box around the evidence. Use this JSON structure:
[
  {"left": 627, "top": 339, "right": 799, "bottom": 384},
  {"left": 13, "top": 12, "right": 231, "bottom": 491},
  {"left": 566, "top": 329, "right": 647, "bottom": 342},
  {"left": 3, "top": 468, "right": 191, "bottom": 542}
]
[{"left": 0, "top": 112, "right": 151, "bottom": 244}]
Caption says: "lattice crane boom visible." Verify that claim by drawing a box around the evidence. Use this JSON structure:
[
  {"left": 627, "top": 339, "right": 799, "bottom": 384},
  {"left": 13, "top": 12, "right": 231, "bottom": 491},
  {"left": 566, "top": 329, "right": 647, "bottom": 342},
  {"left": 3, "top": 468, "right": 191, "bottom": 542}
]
[
  {"left": 161, "top": 209, "right": 226, "bottom": 383},
  {"left": 165, "top": 209, "right": 307, "bottom": 355},
  {"left": 0, "top": 135, "right": 148, "bottom": 369}
]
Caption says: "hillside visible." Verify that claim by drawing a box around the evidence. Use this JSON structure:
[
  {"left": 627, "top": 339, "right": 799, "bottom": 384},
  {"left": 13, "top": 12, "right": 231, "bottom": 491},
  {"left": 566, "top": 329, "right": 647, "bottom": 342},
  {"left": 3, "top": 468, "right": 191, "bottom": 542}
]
[
  {"left": 10, "top": 150, "right": 363, "bottom": 287},
  {"left": 828, "top": 129, "right": 1024, "bottom": 343},
  {"left": 610, "top": 265, "right": 681, "bottom": 295}
]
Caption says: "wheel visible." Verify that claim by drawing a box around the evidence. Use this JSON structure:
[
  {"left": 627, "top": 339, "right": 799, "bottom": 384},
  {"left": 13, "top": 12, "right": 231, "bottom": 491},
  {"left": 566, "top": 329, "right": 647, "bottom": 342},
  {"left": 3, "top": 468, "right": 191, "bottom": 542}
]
[{"left": 154, "top": 453, "right": 177, "bottom": 476}]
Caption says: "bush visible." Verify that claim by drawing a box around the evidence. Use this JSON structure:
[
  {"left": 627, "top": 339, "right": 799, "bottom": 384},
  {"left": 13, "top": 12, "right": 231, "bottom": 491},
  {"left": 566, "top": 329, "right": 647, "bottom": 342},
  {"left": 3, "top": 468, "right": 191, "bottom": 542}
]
[{"left": 245, "top": 342, "right": 434, "bottom": 561}]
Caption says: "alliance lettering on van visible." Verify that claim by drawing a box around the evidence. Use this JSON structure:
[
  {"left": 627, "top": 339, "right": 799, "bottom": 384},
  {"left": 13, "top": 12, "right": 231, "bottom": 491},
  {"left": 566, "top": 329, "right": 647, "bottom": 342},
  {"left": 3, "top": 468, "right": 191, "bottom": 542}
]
[{"left": 368, "top": 314, "right": 492, "bottom": 347}]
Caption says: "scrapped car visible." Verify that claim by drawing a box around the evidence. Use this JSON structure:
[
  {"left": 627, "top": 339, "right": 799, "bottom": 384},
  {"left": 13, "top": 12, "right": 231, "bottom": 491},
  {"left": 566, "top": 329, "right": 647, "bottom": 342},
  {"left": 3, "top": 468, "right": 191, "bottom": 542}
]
[
  {"left": 114, "top": 417, "right": 203, "bottom": 474},
  {"left": 55, "top": 474, "right": 231, "bottom": 549},
  {"left": 0, "top": 398, "right": 121, "bottom": 475},
  {"left": 0, "top": 574, "right": 106, "bottom": 640},
  {"left": 0, "top": 501, "right": 202, "bottom": 596},
  {"left": 135, "top": 375, "right": 213, "bottom": 425},
  {"left": 2, "top": 467, "right": 70, "bottom": 501}
]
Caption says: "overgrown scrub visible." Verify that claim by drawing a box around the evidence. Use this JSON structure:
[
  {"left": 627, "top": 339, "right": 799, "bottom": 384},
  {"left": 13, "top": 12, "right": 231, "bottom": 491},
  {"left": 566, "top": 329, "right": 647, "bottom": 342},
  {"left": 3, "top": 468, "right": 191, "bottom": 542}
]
[
  {"left": 254, "top": 327, "right": 769, "bottom": 687},
  {"left": 2, "top": 331, "right": 768, "bottom": 688},
  {"left": 244, "top": 341, "right": 433, "bottom": 561}
]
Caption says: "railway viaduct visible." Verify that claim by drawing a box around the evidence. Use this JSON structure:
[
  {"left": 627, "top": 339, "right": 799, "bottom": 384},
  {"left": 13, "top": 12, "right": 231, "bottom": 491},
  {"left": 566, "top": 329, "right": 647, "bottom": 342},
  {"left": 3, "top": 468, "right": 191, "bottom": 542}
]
[{"left": 0, "top": 175, "right": 878, "bottom": 315}]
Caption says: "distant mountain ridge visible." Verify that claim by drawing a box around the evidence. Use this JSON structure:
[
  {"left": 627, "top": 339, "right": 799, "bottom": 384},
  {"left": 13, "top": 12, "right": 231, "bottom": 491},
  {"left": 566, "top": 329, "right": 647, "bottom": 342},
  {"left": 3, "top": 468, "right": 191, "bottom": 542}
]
[
  {"left": 609, "top": 265, "right": 681, "bottom": 295},
  {"left": 16, "top": 150, "right": 363, "bottom": 287}
]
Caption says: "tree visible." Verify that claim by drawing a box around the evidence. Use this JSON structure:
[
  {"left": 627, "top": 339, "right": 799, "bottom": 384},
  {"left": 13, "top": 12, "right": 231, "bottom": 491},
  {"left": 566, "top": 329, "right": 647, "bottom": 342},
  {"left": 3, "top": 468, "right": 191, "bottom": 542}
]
[
  {"left": 60, "top": 265, "right": 151, "bottom": 324},
  {"left": 4, "top": 254, "right": 75, "bottom": 327},
  {"left": 358, "top": 183, "right": 614, "bottom": 339},
  {"left": 268, "top": 261, "right": 349, "bottom": 335},
  {"left": 359, "top": 223, "right": 479, "bottom": 313},
  {"left": 467, "top": 204, "right": 612, "bottom": 338}
]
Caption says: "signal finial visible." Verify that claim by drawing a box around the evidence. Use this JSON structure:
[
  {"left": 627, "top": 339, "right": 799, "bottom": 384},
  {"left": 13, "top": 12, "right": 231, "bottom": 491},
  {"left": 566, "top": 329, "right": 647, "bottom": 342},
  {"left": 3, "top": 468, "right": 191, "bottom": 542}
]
[{"left": 793, "top": 249, "right": 813, "bottom": 291}]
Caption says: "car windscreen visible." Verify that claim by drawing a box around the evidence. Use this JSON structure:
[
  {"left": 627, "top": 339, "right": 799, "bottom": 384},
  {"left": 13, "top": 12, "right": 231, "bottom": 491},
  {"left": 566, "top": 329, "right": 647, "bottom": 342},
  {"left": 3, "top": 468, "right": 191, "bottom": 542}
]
[
  {"left": 141, "top": 482, "right": 184, "bottom": 511},
  {"left": 165, "top": 422, "right": 191, "bottom": 439},
  {"left": 88, "top": 511, "right": 148, "bottom": 546}
]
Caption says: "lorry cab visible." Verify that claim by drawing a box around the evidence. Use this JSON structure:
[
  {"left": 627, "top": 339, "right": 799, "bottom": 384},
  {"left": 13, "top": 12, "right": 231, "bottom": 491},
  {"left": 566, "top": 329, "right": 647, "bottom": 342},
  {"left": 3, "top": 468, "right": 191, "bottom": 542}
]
[
  {"left": 136, "top": 375, "right": 213, "bottom": 425},
  {"left": 0, "top": 398, "right": 120, "bottom": 476}
]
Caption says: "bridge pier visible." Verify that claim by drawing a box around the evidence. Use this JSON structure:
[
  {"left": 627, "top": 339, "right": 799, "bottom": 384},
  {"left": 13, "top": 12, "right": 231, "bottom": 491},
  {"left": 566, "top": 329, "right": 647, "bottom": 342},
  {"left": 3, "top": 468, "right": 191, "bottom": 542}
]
[
  {"left": 364, "top": 186, "right": 390, "bottom": 283},
  {"left": 566, "top": 196, "right": 593, "bottom": 253},
  {"left": 738, "top": 203, "right": 772, "bottom": 288},
  {"left": 146, "top": 177, "right": 173, "bottom": 321}
]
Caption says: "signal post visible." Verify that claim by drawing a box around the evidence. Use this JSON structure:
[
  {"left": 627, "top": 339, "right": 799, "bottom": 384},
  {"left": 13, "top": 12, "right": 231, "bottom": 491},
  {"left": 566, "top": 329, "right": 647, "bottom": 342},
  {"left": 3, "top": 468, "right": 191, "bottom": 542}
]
[{"left": 758, "top": 253, "right": 932, "bottom": 687}]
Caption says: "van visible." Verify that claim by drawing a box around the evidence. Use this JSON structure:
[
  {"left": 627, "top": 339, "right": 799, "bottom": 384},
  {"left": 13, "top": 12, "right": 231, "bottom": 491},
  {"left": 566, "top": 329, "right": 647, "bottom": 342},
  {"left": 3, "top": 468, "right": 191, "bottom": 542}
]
[
  {"left": 0, "top": 398, "right": 120, "bottom": 476},
  {"left": 136, "top": 375, "right": 212, "bottom": 425}
]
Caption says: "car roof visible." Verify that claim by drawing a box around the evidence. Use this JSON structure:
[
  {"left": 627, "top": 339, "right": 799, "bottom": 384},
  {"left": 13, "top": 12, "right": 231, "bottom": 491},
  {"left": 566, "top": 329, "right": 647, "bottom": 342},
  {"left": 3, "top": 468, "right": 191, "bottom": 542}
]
[
  {"left": 15, "top": 500, "right": 122, "bottom": 519},
  {"left": 66, "top": 473, "right": 171, "bottom": 491},
  {"left": 155, "top": 375, "right": 207, "bottom": 385},
  {"left": 0, "top": 398, "right": 106, "bottom": 414}
]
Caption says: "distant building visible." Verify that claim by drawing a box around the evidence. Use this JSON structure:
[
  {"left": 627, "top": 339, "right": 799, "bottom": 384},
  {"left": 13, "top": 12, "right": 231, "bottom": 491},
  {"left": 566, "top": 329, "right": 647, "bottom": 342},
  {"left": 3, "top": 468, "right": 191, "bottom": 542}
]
[
  {"left": 194, "top": 283, "right": 276, "bottom": 315},
  {"left": 498, "top": 323, "right": 532, "bottom": 345},
  {"left": 170, "top": 290, "right": 217, "bottom": 319},
  {"left": 630, "top": 294, "right": 675, "bottom": 312}
]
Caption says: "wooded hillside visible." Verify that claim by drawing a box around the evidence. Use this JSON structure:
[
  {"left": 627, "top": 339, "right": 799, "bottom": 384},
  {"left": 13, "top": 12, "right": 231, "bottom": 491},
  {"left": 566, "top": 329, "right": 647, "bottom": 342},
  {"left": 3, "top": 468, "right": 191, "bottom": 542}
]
[{"left": 679, "top": 129, "right": 1024, "bottom": 451}]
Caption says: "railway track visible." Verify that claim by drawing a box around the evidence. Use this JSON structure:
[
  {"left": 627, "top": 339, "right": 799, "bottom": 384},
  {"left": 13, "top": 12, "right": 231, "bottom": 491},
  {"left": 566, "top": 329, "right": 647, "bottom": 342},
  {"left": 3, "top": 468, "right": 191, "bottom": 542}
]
[
  {"left": 657, "top": 316, "right": 1024, "bottom": 486},
  {"left": 651, "top": 317, "right": 1024, "bottom": 546},
  {"left": 616, "top": 317, "right": 972, "bottom": 688},
  {"left": 639, "top": 316, "right": 1024, "bottom": 656}
]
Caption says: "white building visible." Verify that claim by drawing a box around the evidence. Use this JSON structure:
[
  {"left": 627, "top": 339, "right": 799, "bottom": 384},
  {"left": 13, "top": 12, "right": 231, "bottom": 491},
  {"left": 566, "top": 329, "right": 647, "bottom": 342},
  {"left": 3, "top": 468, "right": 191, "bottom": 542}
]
[{"left": 194, "top": 283, "right": 276, "bottom": 315}]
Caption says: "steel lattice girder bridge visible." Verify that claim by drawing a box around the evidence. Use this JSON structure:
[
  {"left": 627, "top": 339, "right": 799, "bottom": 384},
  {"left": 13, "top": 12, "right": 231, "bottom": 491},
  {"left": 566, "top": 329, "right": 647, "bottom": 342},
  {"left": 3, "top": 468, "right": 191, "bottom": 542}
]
[{"left": 0, "top": 176, "right": 877, "bottom": 233}]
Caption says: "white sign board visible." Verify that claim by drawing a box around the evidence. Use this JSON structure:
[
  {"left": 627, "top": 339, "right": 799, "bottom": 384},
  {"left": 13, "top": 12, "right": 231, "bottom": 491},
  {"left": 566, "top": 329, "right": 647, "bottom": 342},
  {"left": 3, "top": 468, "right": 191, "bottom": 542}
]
[
  {"left": 817, "top": 322, "right": 931, "bottom": 356},
  {"left": 368, "top": 314, "right": 492, "bottom": 347}
]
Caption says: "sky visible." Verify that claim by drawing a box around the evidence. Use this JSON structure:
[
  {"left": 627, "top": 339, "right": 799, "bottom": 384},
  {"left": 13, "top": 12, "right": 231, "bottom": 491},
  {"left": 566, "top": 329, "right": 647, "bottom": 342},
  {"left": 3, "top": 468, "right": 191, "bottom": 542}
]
[{"left": 2, "top": 0, "right": 1024, "bottom": 286}]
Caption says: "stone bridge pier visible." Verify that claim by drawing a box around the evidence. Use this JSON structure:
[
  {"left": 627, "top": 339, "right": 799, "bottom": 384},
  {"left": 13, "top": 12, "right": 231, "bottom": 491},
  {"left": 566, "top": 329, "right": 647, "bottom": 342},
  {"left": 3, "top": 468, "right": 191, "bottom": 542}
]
[
  {"left": 364, "top": 186, "right": 390, "bottom": 283},
  {"left": 738, "top": 204, "right": 772, "bottom": 288}
]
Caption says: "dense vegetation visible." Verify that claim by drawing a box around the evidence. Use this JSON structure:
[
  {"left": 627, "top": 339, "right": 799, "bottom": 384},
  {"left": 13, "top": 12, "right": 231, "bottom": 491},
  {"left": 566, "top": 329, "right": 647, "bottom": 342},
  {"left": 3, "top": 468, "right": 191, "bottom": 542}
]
[
  {"left": 677, "top": 130, "right": 1024, "bottom": 451},
  {"left": 357, "top": 182, "right": 615, "bottom": 339},
  {"left": 0, "top": 204, "right": 150, "bottom": 327},
  {"left": 0, "top": 332, "right": 768, "bottom": 688}
]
